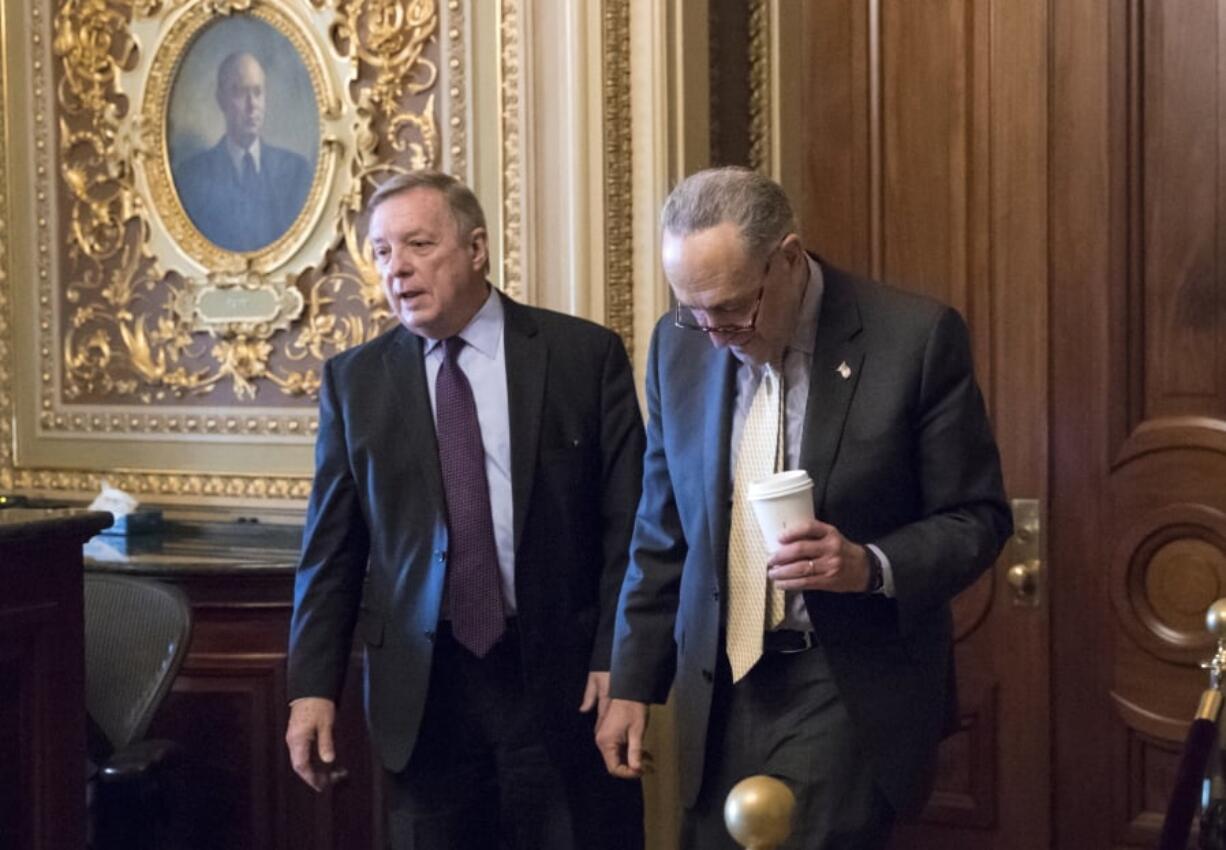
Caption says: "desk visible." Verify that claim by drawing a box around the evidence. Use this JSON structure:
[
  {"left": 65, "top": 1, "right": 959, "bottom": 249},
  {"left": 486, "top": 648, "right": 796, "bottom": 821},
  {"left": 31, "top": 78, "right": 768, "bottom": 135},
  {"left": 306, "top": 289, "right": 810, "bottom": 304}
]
[
  {"left": 86, "top": 520, "right": 380, "bottom": 850},
  {"left": 0, "top": 509, "right": 111, "bottom": 850}
]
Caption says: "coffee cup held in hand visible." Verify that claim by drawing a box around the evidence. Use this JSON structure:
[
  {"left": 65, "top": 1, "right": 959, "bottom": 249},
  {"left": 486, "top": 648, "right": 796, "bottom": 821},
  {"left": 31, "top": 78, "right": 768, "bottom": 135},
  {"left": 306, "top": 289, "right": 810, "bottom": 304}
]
[{"left": 746, "top": 470, "right": 816, "bottom": 553}]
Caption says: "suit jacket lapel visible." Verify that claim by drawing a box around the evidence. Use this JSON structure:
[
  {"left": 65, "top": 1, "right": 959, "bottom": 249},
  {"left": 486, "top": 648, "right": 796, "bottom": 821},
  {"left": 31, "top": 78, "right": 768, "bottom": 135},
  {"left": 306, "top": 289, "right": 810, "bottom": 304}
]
[
  {"left": 500, "top": 293, "right": 546, "bottom": 552},
  {"left": 383, "top": 327, "right": 444, "bottom": 503},
  {"left": 700, "top": 345, "right": 737, "bottom": 589},
  {"left": 799, "top": 263, "right": 865, "bottom": 514}
]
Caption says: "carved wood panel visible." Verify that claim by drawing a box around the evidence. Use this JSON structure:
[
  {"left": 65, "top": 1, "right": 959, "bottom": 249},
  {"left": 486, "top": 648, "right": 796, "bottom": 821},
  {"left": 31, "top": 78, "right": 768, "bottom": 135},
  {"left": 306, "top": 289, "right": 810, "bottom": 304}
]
[
  {"left": 0, "top": 635, "right": 37, "bottom": 850},
  {"left": 0, "top": 515, "right": 102, "bottom": 850},
  {"left": 1109, "top": 4, "right": 1226, "bottom": 844},
  {"left": 140, "top": 572, "right": 381, "bottom": 850},
  {"left": 1052, "top": 0, "right": 1226, "bottom": 846}
]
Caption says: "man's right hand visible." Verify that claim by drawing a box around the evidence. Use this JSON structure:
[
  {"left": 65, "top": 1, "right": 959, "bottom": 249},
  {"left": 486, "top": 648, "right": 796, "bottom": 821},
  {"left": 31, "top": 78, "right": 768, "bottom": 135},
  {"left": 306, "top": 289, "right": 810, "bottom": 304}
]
[
  {"left": 285, "top": 697, "right": 337, "bottom": 791},
  {"left": 595, "top": 698, "right": 651, "bottom": 779}
]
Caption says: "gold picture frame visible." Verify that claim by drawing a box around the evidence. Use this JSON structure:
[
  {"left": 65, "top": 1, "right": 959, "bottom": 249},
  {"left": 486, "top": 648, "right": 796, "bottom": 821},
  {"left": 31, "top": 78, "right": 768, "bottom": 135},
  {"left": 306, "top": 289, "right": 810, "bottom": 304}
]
[
  {"left": 0, "top": 0, "right": 634, "bottom": 505},
  {"left": 0, "top": 0, "right": 444, "bottom": 500},
  {"left": 139, "top": 2, "right": 340, "bottom": 281},
  {"left": 50, "top": 0, "right": 438, "bottom": 412}
]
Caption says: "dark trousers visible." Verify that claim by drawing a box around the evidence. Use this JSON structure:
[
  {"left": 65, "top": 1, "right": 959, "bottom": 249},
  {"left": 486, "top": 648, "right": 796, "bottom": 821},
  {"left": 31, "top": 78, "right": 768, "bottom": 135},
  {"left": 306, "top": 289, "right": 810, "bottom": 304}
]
[
  {"left": 682, "top": 644, "right": 895, "bottom": 850},
  {"left": 385, "top": 621, "right": 643, "bottom": 850}
]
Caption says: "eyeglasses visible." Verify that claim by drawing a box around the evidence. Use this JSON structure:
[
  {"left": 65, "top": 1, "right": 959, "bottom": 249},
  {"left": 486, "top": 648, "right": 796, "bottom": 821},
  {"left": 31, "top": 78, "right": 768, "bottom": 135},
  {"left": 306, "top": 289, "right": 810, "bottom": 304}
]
[
  {"left": 673, "top": 249, "right": 778, "bottom": 335},
  {"left": 674, "top": 286, "right": 765, "bottom": 335}
]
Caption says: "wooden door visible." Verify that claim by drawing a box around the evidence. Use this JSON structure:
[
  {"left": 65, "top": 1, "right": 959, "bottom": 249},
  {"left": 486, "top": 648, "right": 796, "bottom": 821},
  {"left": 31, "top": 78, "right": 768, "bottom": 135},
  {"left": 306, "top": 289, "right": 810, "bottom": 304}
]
[
  {"left": 796, "top": 2, "right": 1050, "bottom": 848},
  {"left": 1050, "top": 1, "right": 1226, "bottom": 847}
]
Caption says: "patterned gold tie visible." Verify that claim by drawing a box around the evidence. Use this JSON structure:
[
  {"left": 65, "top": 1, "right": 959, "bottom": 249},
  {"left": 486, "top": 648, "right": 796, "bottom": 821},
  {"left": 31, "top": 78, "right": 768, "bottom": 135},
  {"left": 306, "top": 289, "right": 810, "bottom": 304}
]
[{"left": 726, "top": 363, "right": 788, "bottom": 683}]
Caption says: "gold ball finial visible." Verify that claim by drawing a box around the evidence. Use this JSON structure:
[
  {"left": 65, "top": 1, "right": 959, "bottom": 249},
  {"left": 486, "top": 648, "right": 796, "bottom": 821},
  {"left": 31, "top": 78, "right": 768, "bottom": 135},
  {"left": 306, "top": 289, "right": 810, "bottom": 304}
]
[
  {"left": 724, "top": 775, "right": 795, "bottom": 849},
  {"left": 1208, "top": 599, "right": 1226, "bottom": 638}
]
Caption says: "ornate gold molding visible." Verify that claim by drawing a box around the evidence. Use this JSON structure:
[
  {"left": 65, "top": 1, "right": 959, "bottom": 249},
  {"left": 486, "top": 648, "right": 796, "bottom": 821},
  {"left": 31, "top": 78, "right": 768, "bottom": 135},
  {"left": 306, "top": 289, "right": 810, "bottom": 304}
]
[
  {"left": 497, "top": 0, "right": 523, "bottom": 300},
  {"left": 0, "top": 0, "right": 12, "bottom": 491},
  {"left": 0, "top": 0, "right": 446, "bottom": 501},
  {"left": 444, "top": 0, "right": 468, "bottom": 177},
  {"left": 47, "top": 0, "right": 437, "bottom": 421},
  {"left": 602, "top": 0, "right": 633, "bottom": 355},
  {"left": 8, "top": 467, "right": 314, "bottom": 501},
  {"left": 0, "top": 1, "right": 529, "bottom": 501},
  {"left": 748, "top": 0, "right": 769, "bottom": 172}
]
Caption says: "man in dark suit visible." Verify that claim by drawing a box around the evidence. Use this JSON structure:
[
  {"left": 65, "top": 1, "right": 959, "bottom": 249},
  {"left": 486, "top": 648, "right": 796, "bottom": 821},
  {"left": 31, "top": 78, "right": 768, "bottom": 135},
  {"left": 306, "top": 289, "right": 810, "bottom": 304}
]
[
  {"left": 173, "top": 51, "right": 312, "bottom": 253},
  {"left": 286, "top": 171, "right": 645, "bottom": 850},
  {"left": 596, "top": 167, "right": 1012, "bottom": 849}
]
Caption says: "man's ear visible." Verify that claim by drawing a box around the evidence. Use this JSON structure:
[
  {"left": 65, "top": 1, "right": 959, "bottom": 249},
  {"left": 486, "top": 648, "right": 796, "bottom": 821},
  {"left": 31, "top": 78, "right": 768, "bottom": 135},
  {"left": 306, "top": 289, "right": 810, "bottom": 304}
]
[
  {"left": 780, "top": 232, "right": 804, "bottom": 265},
  {"left": 469, "top": 227, "right": 489, "bottom": 272}
]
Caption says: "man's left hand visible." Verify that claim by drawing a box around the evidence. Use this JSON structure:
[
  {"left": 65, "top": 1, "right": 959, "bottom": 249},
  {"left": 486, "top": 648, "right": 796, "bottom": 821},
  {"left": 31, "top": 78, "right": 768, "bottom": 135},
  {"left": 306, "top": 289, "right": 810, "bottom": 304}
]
[
  {"left": 579, "top": 671, "right": 612, "bottom": 726},
  {"left": 767, "top": 519, "right": 871, "bottom": 593}
]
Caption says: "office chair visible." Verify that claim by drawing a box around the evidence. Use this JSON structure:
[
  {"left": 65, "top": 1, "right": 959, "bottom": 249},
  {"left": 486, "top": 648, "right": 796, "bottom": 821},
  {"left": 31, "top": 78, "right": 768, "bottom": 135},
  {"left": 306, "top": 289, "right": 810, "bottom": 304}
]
[{"left": 84, "top": 573, "right": 192, "bottom": 850}]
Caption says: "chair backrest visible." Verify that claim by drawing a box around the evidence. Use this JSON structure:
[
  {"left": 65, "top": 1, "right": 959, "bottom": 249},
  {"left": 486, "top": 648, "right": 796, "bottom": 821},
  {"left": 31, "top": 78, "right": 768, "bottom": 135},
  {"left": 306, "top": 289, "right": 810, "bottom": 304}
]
[{"left": 84, "top": 574, "right": 192, "bottom": 752}]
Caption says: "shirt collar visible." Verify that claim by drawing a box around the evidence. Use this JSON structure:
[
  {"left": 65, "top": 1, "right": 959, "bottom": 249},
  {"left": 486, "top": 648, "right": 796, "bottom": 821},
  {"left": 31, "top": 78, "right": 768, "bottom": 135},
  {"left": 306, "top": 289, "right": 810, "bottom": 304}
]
[
  {"left": 225, "top": 137, "right": 262, "bottom": 173},
  {"left": 787, "top": 254, "right": 824, "bottom": 357},
  {"left": 423, "top": 286, "right": 504, "bottom": 359}
]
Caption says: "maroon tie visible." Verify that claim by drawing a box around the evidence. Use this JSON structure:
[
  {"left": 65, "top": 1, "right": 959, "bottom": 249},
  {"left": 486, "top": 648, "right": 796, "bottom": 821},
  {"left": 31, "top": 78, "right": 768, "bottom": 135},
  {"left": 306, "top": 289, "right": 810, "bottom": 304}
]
[{"left": 436, "top": 337, "right": 505, "bottom": 656}]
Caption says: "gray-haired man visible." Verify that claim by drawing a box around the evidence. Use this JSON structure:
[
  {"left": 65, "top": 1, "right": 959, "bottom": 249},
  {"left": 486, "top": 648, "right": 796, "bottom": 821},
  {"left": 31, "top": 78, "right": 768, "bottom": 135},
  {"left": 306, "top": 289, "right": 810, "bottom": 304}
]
[
  {"left": 287, "top": 172, "right": 645, "bottom": 850},
  {"left": 597, "top": 166, "right": 1011, "bottom": 848}
]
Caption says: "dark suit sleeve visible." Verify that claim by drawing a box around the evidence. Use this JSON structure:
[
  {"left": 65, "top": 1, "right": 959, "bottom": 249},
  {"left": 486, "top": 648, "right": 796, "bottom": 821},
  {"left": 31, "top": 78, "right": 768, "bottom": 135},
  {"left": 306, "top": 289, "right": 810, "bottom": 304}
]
[
  {"left": 590, "top": 331, "right": 646, "bottom": 671},
  {"left": 286, "top": 358, "right": 371, "bottom": 702},
  {"left": 609, "top": 325, "right": 686, "bottom": 704},
  {"left": 876, "top": 307, "right": 1012, "bottom": 632}
]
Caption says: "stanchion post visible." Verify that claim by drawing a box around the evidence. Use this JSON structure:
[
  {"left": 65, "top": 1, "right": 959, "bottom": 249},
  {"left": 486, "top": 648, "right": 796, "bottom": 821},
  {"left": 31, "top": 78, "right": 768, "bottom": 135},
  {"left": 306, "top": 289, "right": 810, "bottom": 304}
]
[{"left": 724, "top": 775, "right": 795, "bottom": 850}]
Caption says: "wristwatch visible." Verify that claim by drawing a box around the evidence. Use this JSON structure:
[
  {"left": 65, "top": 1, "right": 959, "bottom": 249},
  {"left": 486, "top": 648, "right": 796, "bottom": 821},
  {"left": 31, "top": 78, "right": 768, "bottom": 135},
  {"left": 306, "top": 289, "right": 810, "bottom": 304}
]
[{"left": 864, "top": 545, "right": 884, "bottom": 594}]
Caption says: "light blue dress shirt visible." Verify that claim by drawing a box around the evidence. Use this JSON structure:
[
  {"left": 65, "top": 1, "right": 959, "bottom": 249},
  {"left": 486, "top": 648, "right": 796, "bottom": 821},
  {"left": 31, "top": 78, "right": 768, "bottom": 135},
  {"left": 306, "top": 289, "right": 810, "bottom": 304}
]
[
  {"left": 729, "top": 256, "right": 895, "bottom": 632},
  {"left": 422, "top": 288, "right": 517, "bottom": 613}
]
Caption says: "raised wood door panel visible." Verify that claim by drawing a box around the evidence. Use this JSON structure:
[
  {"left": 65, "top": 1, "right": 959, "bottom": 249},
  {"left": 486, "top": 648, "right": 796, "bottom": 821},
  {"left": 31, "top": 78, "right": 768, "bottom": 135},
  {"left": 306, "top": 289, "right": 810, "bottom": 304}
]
[
  {"left": 1052, "top": 1, "right": 1226, "bottom": 847},
  {"left": 141, "top": 572, "right": 381, "bottom": 850},
  {"left": 798, "top": 2, "right": 1049, "bottom": 848}
]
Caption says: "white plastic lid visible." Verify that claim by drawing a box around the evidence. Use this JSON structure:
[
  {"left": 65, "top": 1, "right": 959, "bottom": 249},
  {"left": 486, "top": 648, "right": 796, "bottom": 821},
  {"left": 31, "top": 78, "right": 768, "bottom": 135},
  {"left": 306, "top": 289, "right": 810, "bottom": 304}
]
[{"left": 746, "top": 469, "right": 814, "bottom": 500}]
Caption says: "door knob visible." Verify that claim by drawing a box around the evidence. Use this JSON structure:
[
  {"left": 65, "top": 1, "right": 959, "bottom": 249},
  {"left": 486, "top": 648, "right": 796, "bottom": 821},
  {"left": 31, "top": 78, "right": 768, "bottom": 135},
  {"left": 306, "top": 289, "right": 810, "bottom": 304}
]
[
  {"left": 1006, "top": 499, "right": 1042, "bottom": 607},
  {"left": 1007, "top": 559, "right": 1041, "bottom": 604}
]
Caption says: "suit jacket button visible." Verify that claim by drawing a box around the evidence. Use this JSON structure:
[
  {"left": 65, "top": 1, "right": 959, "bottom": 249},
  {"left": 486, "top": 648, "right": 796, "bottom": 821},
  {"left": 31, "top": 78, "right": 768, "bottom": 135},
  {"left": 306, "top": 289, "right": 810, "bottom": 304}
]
[
  {"left": 424, "top": 629, "right": 436, "bottom": 641},
  {"left": 434, "top": 550, "right": 447, "bottom": 562},
  {"left": 702, "top": 669, "right": 713, "bottom": 683},
  {"left": 712, "top": 589, "right": 720, "bottom": 601}
]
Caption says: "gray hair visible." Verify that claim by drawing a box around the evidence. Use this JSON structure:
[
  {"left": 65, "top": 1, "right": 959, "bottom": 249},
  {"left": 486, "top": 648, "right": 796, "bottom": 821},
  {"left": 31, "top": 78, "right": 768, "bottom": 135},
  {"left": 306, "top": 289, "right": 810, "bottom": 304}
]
[
  {"left": 367, "top": 170, "right": 487, "bottom": 239},
  {"left": 661, "top": 167, "right": 797, "bottom": 261}
]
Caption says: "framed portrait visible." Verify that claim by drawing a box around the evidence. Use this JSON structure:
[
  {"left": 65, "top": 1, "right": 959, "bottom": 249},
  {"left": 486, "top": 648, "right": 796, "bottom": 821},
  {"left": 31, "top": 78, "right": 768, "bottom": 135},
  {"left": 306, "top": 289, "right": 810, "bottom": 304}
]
[
  {"left": 141, "top": 1, "right": 339, "bottom": 282},
  {"left": 0, "top": 0, "right": 473, "bottom": 500},
  {"left": 166, "top": 15, "right": 322, "bottom": 258},
  {"left": 0, "top": 0, "right": 633, "bottom": 507}
]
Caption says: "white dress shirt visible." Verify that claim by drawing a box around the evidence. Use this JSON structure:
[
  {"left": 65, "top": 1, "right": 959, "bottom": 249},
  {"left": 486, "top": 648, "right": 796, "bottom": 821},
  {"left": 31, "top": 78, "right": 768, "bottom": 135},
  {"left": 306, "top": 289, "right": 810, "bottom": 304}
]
[{"left": 224, "top": 137, "right": 262, "bottom": 174}]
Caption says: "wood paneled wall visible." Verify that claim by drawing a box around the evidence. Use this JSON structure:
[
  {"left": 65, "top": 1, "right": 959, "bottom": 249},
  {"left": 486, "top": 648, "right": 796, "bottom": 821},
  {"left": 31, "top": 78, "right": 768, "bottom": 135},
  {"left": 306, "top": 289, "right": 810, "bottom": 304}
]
[{"left": 687, "top": 1, "right": 1226, "bottom": 845}]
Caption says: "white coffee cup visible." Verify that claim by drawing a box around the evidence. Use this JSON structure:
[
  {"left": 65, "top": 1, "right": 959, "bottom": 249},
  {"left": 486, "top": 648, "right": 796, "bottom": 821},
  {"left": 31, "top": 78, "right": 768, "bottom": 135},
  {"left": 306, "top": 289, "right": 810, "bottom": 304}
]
[{"left": 745, "top": 470, "right": 815, "bottom": 552}]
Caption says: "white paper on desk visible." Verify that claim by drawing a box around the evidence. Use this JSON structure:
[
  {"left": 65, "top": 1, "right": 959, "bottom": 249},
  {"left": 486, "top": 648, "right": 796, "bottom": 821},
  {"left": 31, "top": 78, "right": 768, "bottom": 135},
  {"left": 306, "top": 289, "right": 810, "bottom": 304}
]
[
  {"left": 87, "top": 480, "right": 139, "bottom": 518},
  {"left": 83, "top": 537, "right": 125, "bottom": 562}
]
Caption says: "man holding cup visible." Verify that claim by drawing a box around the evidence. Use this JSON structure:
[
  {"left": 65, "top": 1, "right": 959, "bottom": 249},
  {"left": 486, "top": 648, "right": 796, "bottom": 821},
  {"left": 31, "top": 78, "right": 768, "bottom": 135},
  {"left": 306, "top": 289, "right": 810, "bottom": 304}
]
[{"left": 596, "top": 167, "right": 1012, "bottom": 849}]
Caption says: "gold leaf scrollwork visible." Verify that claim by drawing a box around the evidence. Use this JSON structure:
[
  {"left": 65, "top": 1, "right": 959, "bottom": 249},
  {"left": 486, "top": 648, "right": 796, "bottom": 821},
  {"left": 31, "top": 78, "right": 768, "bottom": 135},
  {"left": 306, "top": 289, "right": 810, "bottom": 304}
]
[
  {"left": 51, "top": 0, "right": 439, "bottom": 412},
  {"left": 330, "top": 1, "right": 439, "bottom": 316},
  {"left": 53, "top": 0, "right": 134, "bottom": 116},
  {"left": 340, "top": 0, "right": 438, "bottom": 122}
]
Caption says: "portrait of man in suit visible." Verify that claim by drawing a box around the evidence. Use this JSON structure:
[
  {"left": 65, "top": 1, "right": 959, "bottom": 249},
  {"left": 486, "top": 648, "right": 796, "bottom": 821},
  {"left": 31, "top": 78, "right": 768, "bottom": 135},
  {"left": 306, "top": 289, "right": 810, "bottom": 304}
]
[
  {"left": 285, "top": 171, "right": 645, "bottom": 850},
  {"left": 172, "top": 50, "right": 313, "bottom": 253},
  {"left": 597, "top": 167, "right": 1013, "bottom": 849}
]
